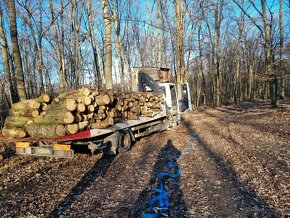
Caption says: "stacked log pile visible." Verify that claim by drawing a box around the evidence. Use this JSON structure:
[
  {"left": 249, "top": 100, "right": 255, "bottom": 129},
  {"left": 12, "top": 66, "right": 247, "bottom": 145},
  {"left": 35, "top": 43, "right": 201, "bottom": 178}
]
[
  {"left": 2, "top": 88, "right": 163, "bottom": 139},
  {"left": 2, "top": 94, "right": 51, "bottom": 138}
]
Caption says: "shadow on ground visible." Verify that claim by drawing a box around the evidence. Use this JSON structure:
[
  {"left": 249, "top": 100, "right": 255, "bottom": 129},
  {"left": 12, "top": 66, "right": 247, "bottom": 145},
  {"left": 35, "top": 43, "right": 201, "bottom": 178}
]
[
  {"left": 182, "top": 119, "right": 278, "bottom": 217},
  {"left": 129, "top": 139, "right": 187, "bottom": 217},
  {"left": 48, "top": 155, "right": 115, "bottom": 217}
]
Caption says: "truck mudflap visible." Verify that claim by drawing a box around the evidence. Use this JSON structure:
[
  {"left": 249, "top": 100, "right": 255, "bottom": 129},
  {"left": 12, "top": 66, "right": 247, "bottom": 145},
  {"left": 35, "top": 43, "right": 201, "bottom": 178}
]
[{"left": 16, "top": 142, "right": 74, "bottom": 159}]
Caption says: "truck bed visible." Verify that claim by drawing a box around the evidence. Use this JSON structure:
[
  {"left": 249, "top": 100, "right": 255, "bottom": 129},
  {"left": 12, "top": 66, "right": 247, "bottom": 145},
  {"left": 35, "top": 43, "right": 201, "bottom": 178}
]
[{"left": 0, "top": 109, "right": 167, "bottom": 143}]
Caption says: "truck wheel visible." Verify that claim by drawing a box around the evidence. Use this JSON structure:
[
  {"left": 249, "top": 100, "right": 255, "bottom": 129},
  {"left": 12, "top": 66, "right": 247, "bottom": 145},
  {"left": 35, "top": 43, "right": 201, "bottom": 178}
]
[{"left": 118, "top": 131, "right": 132, "bottom": 154}]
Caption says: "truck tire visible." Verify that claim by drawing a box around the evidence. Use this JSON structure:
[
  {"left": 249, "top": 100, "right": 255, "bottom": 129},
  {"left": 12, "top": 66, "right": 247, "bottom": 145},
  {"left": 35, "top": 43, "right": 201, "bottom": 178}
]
[{"left": 118, "top": 130, "right": 132, "bottom": 154}]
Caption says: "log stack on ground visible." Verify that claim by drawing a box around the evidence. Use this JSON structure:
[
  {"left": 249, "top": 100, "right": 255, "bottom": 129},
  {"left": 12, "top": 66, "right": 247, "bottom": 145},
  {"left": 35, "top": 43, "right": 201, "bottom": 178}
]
[{"left": 2, "top": 88, "right": 164, "bottom": 139}]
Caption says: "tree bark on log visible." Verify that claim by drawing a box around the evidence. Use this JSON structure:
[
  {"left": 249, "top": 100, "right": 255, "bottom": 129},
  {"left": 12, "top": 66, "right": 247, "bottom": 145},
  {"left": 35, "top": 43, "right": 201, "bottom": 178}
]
[
  {"left": 36, "top": 93, "right": 51, "bottom": 103},
  {"left": 11, "top": 99, "right": 41, "bottom": 110},
  {"left": 5, "top": 116, "right": 31, "bottom": 128},
  {"left": 26, "top": 124, "right": 66, "bottom": 138},
  {"left": 2, "top": 127, "right": 27, "bottom": 138},
  {"left": 33, "top": 111, "right": 74, "bottom": 125}
]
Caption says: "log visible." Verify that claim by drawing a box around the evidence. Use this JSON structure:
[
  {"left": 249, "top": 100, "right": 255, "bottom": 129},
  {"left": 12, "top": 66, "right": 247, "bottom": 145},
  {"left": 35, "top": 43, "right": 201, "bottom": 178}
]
[
  {"left": 42, "top": 103, "right": 49, "bottom": 111},
  {"left": 2, "top": 127, "right": 26, "bottom": 138},
  {"left": 76, "top": 98, "right": 82, "bottom": 103},
  {"left": 4, "top": 116, "right": 31, "bottom": 129},
  {"left": 82, "top": 96, "right": 92, "bottom": 106},
  {"left": 11, "top": 99, "right": 41, "bottom": 110},
  {"left": 65, "top": 99, "right": 77, "bottom": 111},
  {"left": 31, "top": 110, "right": 40, "bottom": 118},
  {"left": 66, "top": 123, "right": 79, "bottom": 134},
  {"left": 77, "top": 103, "right": 86, "bottom": 112},
  {"left": 26, "top": 124, "right": 65, "bottom": 138},
  {"left": 91, "top": 117, "right": 114, "bottom": 129},
  {"left": 92, "top": 90, "right": 100, "bottom": 96},
  {"left": 87, "top": 105, "right": 95, "bottom": 113},
  {"left": 95, "top": 94, "right": 111, "bottom": 106},
  {"left": 9, "top": 108, "right": 35, "bottom": 117},
  {"left": 74, "top": 114, "right": 83, "bottom": 122},
  {"left": 116, "top": 104, "right": 122, "bottom": 111},
  {"left": 78, "top": 121, "right": 89, "bottom": 130},
  {"left": 58, "top": 88, "right": 91, "bottom": 99},
  {"left": 89, "top": 94, "right": 94, "bottom": 100},
  {"left": 82, "top": 88, "right": 91, "bottom": 96},
  {"left": 36, "top": 93, "right": 50, "bottom": 103},
  {"left": 33, "top": 111, "right": 74, "bottom": 125},
  {"left": 98, "top": 108, "right": 105, "bottom": 114},
  {"left": 55, "top": 124, "right": 66, "bottom": 136}
]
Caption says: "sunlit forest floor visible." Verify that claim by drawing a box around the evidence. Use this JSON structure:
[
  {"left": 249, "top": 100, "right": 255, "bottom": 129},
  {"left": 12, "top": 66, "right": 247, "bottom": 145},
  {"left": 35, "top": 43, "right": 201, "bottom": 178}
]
[{"left": 0, "top": 100, "right": 289, "bottom": 217}]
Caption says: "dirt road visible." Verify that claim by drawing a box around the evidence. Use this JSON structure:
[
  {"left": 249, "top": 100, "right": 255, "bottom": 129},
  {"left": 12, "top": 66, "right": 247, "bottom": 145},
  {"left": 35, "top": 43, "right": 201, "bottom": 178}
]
[{"left": 0, "top": 101, "right": 289, "bottom": 217}]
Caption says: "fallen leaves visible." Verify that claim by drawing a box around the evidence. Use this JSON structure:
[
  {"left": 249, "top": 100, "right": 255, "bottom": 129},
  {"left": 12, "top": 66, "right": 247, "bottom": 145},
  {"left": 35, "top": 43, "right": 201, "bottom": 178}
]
[{"left": 0, "top": 100, "right": 289, "bottom": 217}]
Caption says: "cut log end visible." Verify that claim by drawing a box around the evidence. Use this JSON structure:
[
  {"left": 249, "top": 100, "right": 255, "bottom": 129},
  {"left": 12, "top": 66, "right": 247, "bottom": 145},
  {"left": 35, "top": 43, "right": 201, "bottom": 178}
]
[
  {"left": 2, "top": 128, "right": 27, "bottom": 138},
  {"left": 63, "top": 112, "right": 75, "bottom": 124},
  {"left": 66, "top": 124, "right": 79, "bottom": 134},
  {"left": 55, "top": 125, "right": 66, "bottom": 137},
  {"left": 31, "top": 110, "right": 40, "bottom": 118},
  {"left": 37, "top": 93, "right": 51, "bottom": 103},
  {"left": 82, "top": 96, "right": 92, "bottom": 106},
  {"left": 65, "top": 99, "right": 77, "bottom": 111}
]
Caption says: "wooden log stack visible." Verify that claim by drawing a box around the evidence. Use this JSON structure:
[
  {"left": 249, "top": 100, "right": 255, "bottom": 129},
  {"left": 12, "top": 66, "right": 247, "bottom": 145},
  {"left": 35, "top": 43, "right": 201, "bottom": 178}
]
[
  {"left": 2, "top": 88, "right": 164, "bottom": 139},
  {"left": 2, "top": 94, "right": 51, "bottom": 138}
]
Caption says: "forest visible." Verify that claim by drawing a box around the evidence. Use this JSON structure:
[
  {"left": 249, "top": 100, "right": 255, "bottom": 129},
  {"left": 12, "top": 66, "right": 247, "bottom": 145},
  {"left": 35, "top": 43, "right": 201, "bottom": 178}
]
[
  {"left": 0, "top": 1, "right": 289, "bottom": 217},
  {"left": 0, "top": 0, "right": 289, "bottom": 116}
]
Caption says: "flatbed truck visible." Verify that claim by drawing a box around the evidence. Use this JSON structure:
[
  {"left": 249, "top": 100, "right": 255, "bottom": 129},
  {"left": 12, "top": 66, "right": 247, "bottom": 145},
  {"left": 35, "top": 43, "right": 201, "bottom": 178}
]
[{"left": 0, "top": 67, "right": 191, "bottom": 158}]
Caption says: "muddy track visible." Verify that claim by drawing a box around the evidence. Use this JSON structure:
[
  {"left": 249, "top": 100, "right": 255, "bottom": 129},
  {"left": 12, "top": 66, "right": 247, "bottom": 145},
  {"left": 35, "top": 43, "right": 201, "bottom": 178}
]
[{"left": 0, "top": 101, "right": 289, "bottom": 217}]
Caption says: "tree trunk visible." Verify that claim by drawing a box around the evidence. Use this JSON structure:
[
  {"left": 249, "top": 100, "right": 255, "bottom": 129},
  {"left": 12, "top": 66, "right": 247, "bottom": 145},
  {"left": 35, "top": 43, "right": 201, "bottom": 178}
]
[
  {"left": 38, "top": 0, "right": 44, "bottom": 93},
  {"left": 113, "top": 3, "right": 125, "bottom": 91},
  {"left": 72, "top": 0, "right": 80, "bottom": 89},
  {"left": 214, "top": 0, "right": 223, "bottom": 107},
  {"left": 102, "top": 0, "right": 113, "bottom": 90},
  {"left": 175, "top": 0, "right": 185, "bottom": 102},
  {"left": 0, "top": 6, "right": 13, "bottom": 105},
  {"left": 279, "top": 0, "right": 285, "bottom": 99},
  {"left": 261, "top": 0, "right": 276, "bottom": 107},
  {"left": 157, "top": 0, "right": 162, "bottom": 66},
  {"left": 198, "top": 25, "right": 206, "bottom": 105},
  {"left": 49, "top": 0, "right": 66, "bottom": 92},
  {"left": 234, "top": 17, "right": 243, "bottom": 103},
  {"left": 8, "top": 0, "right": 27, "bottom": 100},
  {"left": 87, "top": 0, "right": 101, "bottom": 88}
]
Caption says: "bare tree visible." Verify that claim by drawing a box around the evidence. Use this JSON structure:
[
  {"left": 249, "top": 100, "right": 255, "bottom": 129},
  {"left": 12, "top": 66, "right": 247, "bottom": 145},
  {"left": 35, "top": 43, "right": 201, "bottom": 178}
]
[
  {"left": 87, "top": 0, "right": 101, "bottom": 88},
  {"left": 102, "top": 0, "right": 113, "bottom": 90},
  {"left": 279, "top": 0, "right": 285, "bottom": 99},
  {"left": 0, "top": 4, "right": 13, "bottom": 105},
  {"left": 8, "top": 0, "right": 26, "bottom": 100},
  {"left": 174, "top": 0, "right": 185, "bottom": 102},
  {"left": 112, "top": 0, "right": 126, "bottom": 91},
  {"left": 49, "top": 0, "right": 66, "bottom": 92}
]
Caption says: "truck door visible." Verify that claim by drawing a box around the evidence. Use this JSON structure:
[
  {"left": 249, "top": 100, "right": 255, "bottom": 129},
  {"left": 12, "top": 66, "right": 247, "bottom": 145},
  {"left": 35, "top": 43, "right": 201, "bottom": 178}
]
[{"left": 180, "top": 83, "right": 192, "bottom": 112}]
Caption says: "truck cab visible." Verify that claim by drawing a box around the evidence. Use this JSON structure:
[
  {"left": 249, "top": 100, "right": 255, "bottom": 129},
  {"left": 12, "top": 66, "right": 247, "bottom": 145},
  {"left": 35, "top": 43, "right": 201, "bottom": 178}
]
[{"left": 131, "top": 67, "right": 191, "bottom": 119}]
